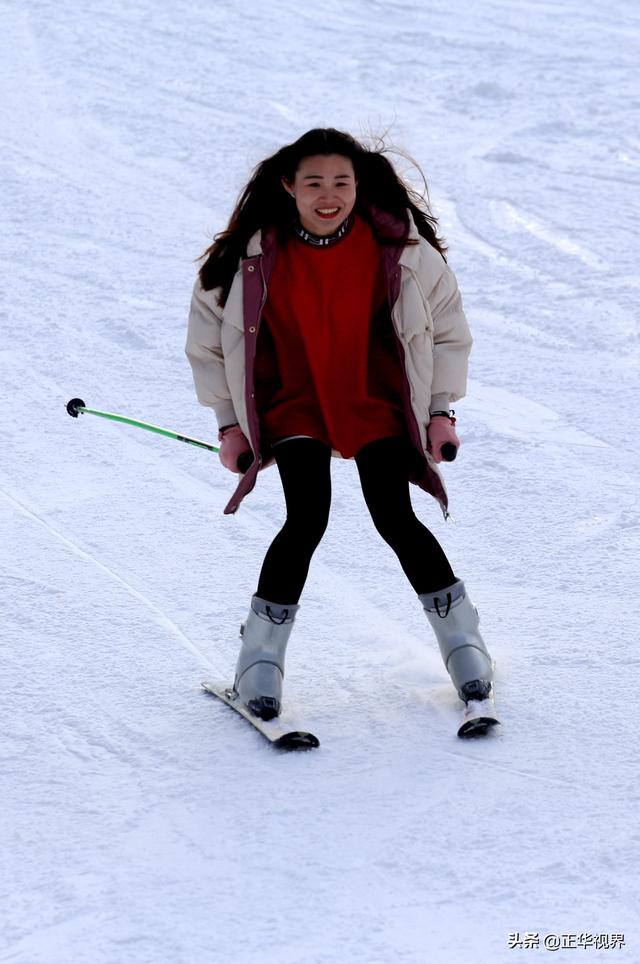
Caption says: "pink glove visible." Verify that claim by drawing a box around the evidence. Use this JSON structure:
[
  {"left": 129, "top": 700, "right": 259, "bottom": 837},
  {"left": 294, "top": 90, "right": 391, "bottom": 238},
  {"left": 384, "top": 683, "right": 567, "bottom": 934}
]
[
  {"left": 218, "top": 424, "right": 252, "bottom": 474},
  {"left": 427, "top": 414, "right": 460, "bottom": 464}
]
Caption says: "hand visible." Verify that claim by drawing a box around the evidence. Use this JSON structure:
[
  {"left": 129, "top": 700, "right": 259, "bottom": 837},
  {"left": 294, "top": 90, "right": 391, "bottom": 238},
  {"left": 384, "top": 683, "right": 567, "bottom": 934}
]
[
  {"left": 427, "top": 415, "right": 460, "bottom": 464},
  {"left": 218, "top": 424, "right": 252, "bottom": 473}
]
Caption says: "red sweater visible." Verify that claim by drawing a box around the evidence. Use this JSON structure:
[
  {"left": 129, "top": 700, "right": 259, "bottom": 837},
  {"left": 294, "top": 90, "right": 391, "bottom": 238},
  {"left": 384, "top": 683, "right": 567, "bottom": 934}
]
[{"left": 255, "top": 215, "right": 406, "bottom": 458}]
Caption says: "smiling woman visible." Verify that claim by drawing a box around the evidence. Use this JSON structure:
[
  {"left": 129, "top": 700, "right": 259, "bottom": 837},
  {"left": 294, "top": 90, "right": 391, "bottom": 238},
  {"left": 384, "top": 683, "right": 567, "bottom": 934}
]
[
  {"left": 284, "top": 154, "right": 357, "bottom": 236},
  {"left": 186, "top": 128, "right": 499, "bottom": 737}
]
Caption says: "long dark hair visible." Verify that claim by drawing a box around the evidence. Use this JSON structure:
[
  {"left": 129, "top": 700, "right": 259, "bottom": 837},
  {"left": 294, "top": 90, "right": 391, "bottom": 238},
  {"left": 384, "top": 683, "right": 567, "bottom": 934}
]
[{"left": 198, "top": 128, "right": 447, "bottom": 306}]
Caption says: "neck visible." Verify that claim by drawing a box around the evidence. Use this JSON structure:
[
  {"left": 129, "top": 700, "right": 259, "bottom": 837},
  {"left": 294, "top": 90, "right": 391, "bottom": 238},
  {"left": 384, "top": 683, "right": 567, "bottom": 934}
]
[{"left": 294, "top": 214, "right": 354, "bottom": 247}]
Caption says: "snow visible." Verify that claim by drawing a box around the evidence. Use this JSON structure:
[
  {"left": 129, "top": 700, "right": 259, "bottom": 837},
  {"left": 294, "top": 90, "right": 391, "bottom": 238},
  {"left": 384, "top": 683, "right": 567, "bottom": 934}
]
[{"left": 1, "top": 0, "right": 639, "bottom": 961}]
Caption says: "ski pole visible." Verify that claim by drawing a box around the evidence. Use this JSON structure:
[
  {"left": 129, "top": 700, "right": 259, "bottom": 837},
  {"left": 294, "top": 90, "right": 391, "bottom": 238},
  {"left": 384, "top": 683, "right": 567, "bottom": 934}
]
[{"left": 66, "top": 398, "right": 255, "bottom": 472}]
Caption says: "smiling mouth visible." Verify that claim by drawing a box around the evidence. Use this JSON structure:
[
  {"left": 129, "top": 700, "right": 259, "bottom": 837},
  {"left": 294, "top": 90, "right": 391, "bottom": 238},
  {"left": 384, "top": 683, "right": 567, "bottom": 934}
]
[{"left": 315, "top": 207, "right": 340, "bottom": 219}]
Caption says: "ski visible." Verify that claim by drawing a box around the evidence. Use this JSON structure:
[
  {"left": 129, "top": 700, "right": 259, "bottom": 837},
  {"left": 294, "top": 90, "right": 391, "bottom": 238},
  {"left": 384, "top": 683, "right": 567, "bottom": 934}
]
[
  {"left": 201, "top": 680, "right": 320, "bottom": 751},
  {"left": 457, "top": 692, "right": 501, "bottom": 738}
]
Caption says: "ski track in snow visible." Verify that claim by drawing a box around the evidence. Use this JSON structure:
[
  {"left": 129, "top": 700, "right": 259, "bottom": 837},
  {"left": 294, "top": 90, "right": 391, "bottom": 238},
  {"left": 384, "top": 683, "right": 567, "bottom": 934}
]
[
  {"left": 2, "top": 0, "right": 640, "bottom": 961},
  {"left": 0, "top": 483, "right": 210, "bottom": 670}
]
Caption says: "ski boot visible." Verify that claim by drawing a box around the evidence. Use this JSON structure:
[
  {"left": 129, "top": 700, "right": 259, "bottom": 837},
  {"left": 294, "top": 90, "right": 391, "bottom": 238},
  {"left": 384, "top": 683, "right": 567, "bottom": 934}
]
[
  {"left": 419, "top": 579, "right": 500, "bottom": 737},
  {"left": 234, "top": 595, "right": 299, "bottom": 721}
]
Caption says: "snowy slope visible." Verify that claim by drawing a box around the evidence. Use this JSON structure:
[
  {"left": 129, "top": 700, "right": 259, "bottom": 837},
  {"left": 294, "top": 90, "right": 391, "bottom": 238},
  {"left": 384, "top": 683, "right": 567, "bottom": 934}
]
[{"left": 2, "top": 0, "right": 639, "bottom": 961}]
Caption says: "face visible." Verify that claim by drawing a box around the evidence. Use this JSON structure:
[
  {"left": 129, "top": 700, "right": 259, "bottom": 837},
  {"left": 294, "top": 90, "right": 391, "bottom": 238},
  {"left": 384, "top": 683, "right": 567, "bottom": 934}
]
[{"left": 283, "top": 154, "right": 357, "bottom": 236}]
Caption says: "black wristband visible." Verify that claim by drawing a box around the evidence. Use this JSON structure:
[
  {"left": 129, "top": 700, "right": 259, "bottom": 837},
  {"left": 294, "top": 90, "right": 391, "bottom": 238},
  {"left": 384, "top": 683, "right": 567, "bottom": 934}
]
[{"left": 430, "top": 410, "right": 451, "bottom": 419}]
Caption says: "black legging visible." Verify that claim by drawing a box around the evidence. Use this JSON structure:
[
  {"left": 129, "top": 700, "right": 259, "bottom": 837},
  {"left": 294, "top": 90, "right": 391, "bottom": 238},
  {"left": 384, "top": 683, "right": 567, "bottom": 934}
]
[{"left": 256, "top": 436, "right": 456, "bottom": 604}]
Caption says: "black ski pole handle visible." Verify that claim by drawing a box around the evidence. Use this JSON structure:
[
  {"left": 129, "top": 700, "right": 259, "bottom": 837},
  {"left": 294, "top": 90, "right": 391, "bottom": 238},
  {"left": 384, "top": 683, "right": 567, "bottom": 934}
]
[
  {"left": 237, "top": 451, "right": 255, "bottom": 474},
  {"left": 441, "top": 443, "right": 458, "bottom": 462}
]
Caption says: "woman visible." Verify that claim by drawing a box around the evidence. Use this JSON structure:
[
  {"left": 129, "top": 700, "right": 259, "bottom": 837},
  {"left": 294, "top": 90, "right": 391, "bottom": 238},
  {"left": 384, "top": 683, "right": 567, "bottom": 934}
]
[{"left": 186, "top": 128, "right": 497, "bottom": 737}]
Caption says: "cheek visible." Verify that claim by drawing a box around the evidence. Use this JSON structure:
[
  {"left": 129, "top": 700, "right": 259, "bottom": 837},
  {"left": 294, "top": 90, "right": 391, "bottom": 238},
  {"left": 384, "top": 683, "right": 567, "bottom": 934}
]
[{"left": 296, "top": 192, "right": 315, "bottom": 211}]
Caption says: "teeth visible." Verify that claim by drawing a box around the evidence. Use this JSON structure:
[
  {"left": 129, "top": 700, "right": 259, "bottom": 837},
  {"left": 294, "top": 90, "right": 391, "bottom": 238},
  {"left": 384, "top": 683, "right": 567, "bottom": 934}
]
[{"left": 317, "top": 208, "right": 339, "bottom": 215}]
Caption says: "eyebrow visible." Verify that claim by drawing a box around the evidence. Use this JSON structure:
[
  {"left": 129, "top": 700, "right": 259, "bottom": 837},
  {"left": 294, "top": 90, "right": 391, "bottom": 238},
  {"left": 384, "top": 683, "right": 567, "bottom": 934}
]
[{"left": 302, "top": 173, "right": 353, "bottom": 179}]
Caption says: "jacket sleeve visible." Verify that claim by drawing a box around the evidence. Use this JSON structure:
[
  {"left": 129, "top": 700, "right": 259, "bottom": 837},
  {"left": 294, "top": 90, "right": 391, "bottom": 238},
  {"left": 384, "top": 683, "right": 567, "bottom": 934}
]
[
  {"left": 185, "top": 279, "right": 238, "bottom": 429},
  {"left": 426, "top": 260, "right": 473, "bottom": 409}
]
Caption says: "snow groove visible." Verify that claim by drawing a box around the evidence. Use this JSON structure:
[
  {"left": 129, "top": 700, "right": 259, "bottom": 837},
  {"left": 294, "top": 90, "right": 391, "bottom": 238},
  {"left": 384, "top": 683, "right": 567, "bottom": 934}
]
[{"left": 0, "top": 482, "right": 214, "bottom": 672}]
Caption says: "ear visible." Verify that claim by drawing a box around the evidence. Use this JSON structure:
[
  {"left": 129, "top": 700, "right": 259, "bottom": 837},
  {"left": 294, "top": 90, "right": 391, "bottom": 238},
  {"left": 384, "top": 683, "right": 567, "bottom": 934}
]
[{"left": 281, "top": 177, "right": 295, "bottom": 197}]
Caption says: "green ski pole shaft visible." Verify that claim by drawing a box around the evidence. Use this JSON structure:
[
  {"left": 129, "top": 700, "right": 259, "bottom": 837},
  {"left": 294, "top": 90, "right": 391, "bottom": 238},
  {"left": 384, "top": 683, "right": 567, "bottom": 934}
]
[
  {"left": 66, "top": 398, "right": 255, "bottom": 472},
  {"left": 66, "top": 397, "right": 218, "bottom": 451}
]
